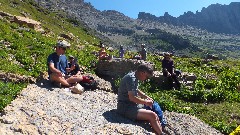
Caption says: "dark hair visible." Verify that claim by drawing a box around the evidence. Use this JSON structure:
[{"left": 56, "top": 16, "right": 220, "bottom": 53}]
[{"left": 137, "top": 64, "right": 153, "bottom": 76}]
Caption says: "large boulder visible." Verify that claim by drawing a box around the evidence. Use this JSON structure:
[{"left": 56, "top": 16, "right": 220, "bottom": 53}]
[
  {"left": 96, "top": 58, "right": 154, "bottom": 79},
  {"left": 12, "top": 16, "right": 44, "bottom": 32}
]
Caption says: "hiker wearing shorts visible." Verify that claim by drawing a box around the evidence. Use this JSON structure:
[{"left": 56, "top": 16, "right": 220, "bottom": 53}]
[
  {"left": 117, "top": 64, "right": 163, "bottom": 135},
  {"left": 47, "top": 40, "right": 83, "bottom": 87}
]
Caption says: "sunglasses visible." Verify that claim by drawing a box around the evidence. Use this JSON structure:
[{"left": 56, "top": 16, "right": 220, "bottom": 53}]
[{"left": 60, "top": 47, "right": 66, "bottom": 50}]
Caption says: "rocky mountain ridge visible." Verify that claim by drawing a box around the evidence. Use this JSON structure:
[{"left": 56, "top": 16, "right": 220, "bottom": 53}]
[
  {"left": 35, "top": 0, "right": 240, "bottom": 58},
  {"left": 138, "top": 2, "right": 240, "bottom": 34}
]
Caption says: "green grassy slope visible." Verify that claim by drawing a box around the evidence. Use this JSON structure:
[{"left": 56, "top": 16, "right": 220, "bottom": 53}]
[{"left": 0, "top": 0, "right": 100, "bottom": 110}]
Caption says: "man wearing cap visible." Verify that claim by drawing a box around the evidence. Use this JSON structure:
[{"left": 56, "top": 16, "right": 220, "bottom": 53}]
[
  {"left": 47, "top": 40, "right": 83, "bottom": 87},
  {"left": 162, "top": 52, "right": 181, "bottom": 89},
  {"left": 117, "top": 64, "right": 163, "bottom": 135}
]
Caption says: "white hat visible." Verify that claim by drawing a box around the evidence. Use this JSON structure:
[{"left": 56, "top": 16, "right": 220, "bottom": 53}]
[{"left": 56, "top": 40, "right": 71, "bottom": 48}]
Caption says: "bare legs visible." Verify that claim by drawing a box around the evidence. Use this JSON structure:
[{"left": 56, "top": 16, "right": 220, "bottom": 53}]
[
  {"left": 50, "top": 73, "right": 83, "bottom": 87},
  {"left": 137, "top": 109, "right": 163, "bottom": 135}
]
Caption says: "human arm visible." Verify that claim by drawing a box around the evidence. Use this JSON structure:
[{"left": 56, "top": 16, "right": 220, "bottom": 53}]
[
  {"left": 137, "top": 89, "right": 153, "bottom": 101},
  {"left": 49, "top": 62, "right": 62, "bottom": 77},
  {"left": 128, "top": 91, "right": 153, "bottom": 107},
  {"left": 170, "top": 60, "right": 175, "bottom": 75}
]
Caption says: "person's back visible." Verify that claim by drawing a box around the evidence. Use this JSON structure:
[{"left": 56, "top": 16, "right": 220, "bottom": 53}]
[{"left": 118, "top": 72, "right": 138, "bottom": 105}]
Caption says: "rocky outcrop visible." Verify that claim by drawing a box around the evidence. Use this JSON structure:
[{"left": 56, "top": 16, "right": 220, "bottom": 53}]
[
  {"left": 96, "top": 59, "right": 197, "bottom": 89},
  {"left": 0, "top": 11, "right": 44, "bottom": 33},
  {"left": 96, "top": 58, "right": 153, "bottom": 79},
  {"left": 0, "top": 71, "right": 36, "bottom": 83},
  {"left": 0, "top": 82, "right": 223, "bottom": 135},
  {"left": 12, "top": 16, "right": 44, "bottom": 32}
]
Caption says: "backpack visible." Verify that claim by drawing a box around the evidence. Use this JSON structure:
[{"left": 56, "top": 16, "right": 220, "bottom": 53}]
[{"left": 80, "top": 76, "right": 97, "bottom": 90}]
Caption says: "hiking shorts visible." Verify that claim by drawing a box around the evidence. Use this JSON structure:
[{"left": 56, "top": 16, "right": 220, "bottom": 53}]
[{"left": 117, "top": 102, "right": 143, "bottom": 121}]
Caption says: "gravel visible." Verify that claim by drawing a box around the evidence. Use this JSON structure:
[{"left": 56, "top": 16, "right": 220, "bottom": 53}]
[{"left": 0, "top": 81, "right": 223, "bottom": 135}]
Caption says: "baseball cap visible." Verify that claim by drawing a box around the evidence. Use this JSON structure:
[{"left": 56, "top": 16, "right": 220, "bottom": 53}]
[{"left": 56, "top": 40, "right": 71, "bottom": 48}]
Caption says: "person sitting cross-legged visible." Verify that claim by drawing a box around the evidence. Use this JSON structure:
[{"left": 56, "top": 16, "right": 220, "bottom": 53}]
[{"left": 47, "top": 40, "right": 84, "bottom": 88}]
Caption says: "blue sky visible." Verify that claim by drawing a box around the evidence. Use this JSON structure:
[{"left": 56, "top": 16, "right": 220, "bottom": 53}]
[{"left": 84, "top": 0, "right": 239, "bottom": 19}]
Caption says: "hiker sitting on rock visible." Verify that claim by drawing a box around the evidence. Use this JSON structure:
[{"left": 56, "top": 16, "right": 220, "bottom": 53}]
[
  {"left": 162, "top": 52, "right": 181, "bottom": 90},
  {"left": 99, "top": 44, "right": 111, "bottom": 60},
  {"left": 47, "top": 40, "right": 84, "bottom": 88},
  {"left": 117, "top": 64, "right": 166, "bottom": 135}
]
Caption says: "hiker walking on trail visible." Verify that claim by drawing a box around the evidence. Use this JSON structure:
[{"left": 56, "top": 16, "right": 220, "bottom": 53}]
[
  {"left": 117, "top": 64, "right": 166, "bottom": 135},
  {"left": 47, "top": 40, "right": 83, "bottom": 87}
]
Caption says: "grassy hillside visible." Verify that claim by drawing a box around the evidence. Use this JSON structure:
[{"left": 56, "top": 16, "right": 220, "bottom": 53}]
[
  {"left": 146, "top": 55, "right": 240, "bottom": 134},
  {"left": 0, "top": 0, "right": 239, "bottom": 135},
  {"left": 0, "top": 0, "right": 100, "bottom": 110}
]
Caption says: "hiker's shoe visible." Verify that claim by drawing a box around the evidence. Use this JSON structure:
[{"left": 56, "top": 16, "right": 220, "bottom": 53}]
[{"left": 161, "top": 117, "right": 168, "bottom": 127}]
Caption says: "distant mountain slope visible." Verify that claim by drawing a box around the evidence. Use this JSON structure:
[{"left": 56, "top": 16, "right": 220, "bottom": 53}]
[
  {"left": 138, "top": 2, "right": 240, "bottom": 35},
  {"left": 35, "top": 0, "right": 240, "bottom": 59}
]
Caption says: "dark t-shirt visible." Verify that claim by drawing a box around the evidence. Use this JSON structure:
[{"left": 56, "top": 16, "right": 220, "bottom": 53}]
[
  {"left": 68, "top": 63, "right": 81, "bottom": 75},
  {"left": 162, "top": 58, "right": 174, "bottom": 74},
  {"left": 118, "top": 72, "right": 138, "bottom": 104},
  {"left": 47, "top": 52, "right": 68, "bottom": 75}
]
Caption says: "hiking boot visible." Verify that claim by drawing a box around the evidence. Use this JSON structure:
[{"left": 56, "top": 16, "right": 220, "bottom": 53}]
[{"left": 161, "top": 117, "right": 168, "bottom": 128}]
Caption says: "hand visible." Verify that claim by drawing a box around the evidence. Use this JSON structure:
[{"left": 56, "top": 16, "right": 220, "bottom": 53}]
[
  {"left": 167, "top": 72, "right": 171, "bottom": 77},
  {"left": 145, "top": 99, "right": 153, "bottom": 107},
  {"left": 66, "top": 68, "right": 71, "bottom": 72},
  {"left": 55, "top": 70, "right": 62, "bottom": 77},
  {"left": 70, "top": 65, "right": 76, "bottom": 70},
  {"left": 147, "top": 97, "right": 154, "bottom": 102}
]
